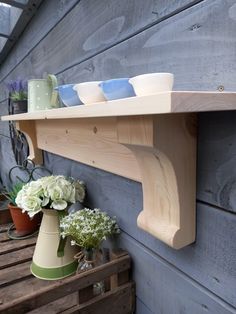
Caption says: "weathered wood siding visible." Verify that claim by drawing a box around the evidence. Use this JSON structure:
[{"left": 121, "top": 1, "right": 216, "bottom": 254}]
[{"left": 0, "top": 0, "right": 236, "bottom": 313}]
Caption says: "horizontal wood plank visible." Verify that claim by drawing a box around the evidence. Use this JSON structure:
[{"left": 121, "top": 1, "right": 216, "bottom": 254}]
[
  {"left": 0, "top": 0, "right": 79, "bottom": 85},
  {"left": 0, "top": 261, "right": 32, "bottom": 288},
  {"left": 117, "top": 231, "right": 236, "bottom": 314},
  {"left": 197, "top": 111, "right": 236, "bottom": 212},
  {"left": 0, "top": 246, "right": 34, "bottom": 269},
  {"left": 2, "top": 92, "right": 236, "bottom": 122},
  {"left": 0, "top": 0, "right": 199, "bottom": 101},
  {"left": 28, "top": 293, "right": 78, "bottom": 314},
  {"left": 0, "top": 236, "right": 36, "bottom": 255},
  {"left": 0, "top": 255, "right": 131, "bottom": 313},
  {"left": 60, "top": 282, "right": 135, "bottom": 314}
]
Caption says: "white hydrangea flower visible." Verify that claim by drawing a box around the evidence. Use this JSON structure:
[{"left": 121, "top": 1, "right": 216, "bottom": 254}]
[{"left": 15, "top": 175, "right": 85, "bottom": 217}]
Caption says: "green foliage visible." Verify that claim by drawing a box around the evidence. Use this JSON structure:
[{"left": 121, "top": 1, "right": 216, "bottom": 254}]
[{"left": 3, "top": 183, "right": 25, "bottom": 206}]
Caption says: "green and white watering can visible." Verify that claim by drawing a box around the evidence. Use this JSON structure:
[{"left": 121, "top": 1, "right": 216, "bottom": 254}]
[
  {"left": 28, "top": 74, "right": 60, "bottom": 112},
  {"left": 31, "top": 209, "right": 78, "bottom": 280}
]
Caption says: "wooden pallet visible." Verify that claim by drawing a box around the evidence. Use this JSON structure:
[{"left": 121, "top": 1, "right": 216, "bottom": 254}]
[{"left": 0, "top": 226, "right": 135, "bottom": 314}]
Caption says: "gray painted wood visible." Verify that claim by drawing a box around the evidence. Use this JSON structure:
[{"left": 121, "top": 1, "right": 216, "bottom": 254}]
[
  {"left": 0, "top": 0, "right": 202, "bottom": 101},
  {"left": 197, "top": 111, "right": 236, "bottom": 212},
  {"left": 2, "top": 0, "right": 235, "bottom": 99},
  {"left": 0, "top": 0, "right": 79, "bottom": 86},
  {"left": 136, "top": 298, "right": 153, "bottom": 314},
  {"left": 0, "top": 6, "right": 10, "bottom": 36},
  {"left": 118, "top": 231, "right": 236, "bottom": 314},
  {"left": 0, "top": 0, "right": 236, "bottom": 312},
  {"left": 55, "top": 0, "right": 236, "bottom": 91}
]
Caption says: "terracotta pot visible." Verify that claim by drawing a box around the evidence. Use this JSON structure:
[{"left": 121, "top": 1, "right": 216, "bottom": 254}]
[{"left": 8, "top": 203, "right": 40, "bottom": 236}]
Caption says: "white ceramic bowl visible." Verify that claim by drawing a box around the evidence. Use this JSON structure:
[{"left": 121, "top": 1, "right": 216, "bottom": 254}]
[
  {"left": 73, "top": 81, "right": 106, "bottom": 104},
  {"left": 129, "top": 73, "right": 174, "bottom": 96}
]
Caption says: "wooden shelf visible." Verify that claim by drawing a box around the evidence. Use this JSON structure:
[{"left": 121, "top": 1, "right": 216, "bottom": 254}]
[
  {"left": 2, "top": 91, "right": 236, "bottom": 121},
  {"left": 2, "top": 91, "right": 235, "bottom": 249}
]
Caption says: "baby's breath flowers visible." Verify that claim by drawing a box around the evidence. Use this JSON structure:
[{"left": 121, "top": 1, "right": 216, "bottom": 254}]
[
  {"left": 15, "top": 175, "right": 85, "bottom": 217},
  {"left": 60, "top": 208, "right": 120, "bottom": 249}
]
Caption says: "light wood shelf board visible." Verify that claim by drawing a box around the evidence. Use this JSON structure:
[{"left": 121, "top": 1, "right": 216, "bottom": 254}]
[{"left": 2, "top": 91, "right": 236, "bottom": 121}]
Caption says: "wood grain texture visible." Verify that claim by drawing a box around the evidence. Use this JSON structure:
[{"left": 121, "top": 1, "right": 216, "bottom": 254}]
[
  {"left": 16, "top": 120, "right": 43, "bottom": 164},
  {"left": 118, "top": 114, "right": 196, "bottom": 248},
  {"left": 0, "top": 6, "right": 10, "bottom": 36},
  {"left": 0, "top": 246, "right": 34, "bottom": 269},
  {"left": 0, "top": 0, "right": 79, "bottom": 84},
  {"left": 0, "top": 255, "right": 131, "bottom": 313},
  {"left": 0, "top": 261, "right": 32, "bottom": 288},
  {"left": 35, "top": 118, "right": 140, "bottom": 181},
  {"left": 197, "top": 111, "right": 236, "bottom": 212},
  {"left": 117, "top": 231, "right": 236, "bottom": 314},
  {"left": 3, "top": 112, "right": 197, "bottom": 248},
  {"left": 0, "top": 0, "right": 199, "bottom": 100},
  {"left": 54, "top": 0, "right": 236, "bottom": 92},
  {"left": 60, "top": 283, "right": 135, "bottom": 314},
  {"left": 0, "top": 0, "right": 236, "bottom": 312},
  {"left": 3, "top": 92, "right": 236, "bottom": 122},
  {"left": 0, "top": 236, "right": 36, "bottom": 255}
]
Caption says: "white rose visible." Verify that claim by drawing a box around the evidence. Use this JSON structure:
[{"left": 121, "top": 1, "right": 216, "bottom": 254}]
[
  {"left": 47, "top": 184, "right": 64, "bottom": 201},
  {"left": 25, "top": 180, "right": 43, "bottom": 197},
  {"left": 20, "top": 195, "right": 42, "bottom": 216},
  {"left": 51, "top": 200, "right": 67, "bottom": 210}
]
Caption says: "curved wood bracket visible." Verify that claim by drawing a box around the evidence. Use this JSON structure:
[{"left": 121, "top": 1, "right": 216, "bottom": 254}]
[
  {"left": 117, "top": 114, "right": 197, "bottom": 249},
  {"left": 16, "top": 120, "right": 43, "bottom": 165}
]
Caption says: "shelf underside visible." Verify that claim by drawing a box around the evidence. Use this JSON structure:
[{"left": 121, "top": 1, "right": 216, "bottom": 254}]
[{"left": 2, "top": 91, "right": 236, "bottom": 121}]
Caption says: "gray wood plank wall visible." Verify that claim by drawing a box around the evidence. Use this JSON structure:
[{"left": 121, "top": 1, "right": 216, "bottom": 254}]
[{"left": 0, "top": 0, "right": 236, "bottom": 313}]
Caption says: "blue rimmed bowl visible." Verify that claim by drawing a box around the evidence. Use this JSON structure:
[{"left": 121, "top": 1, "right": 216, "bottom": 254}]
[
  {"left": 99, "top": 78, "right": 135, "bottom": 101},
  {"left": 55, "top": 84, "right": 82, "bottom": 107}
]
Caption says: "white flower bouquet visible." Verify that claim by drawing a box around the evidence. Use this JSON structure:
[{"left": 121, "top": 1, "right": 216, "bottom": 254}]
[
  {"left": 15, "top": 175, "right": 85, "bottom": 217},
  {"left": 60, "top": 208, "right": 120, "bottom": 249}
]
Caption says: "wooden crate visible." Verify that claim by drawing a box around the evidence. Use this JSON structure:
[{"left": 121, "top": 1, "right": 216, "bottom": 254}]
[{"left": 0, "top": 225, "right": 135, "bottom": 314}]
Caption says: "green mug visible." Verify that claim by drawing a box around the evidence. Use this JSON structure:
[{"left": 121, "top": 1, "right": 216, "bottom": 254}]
[{"left": 28, "top": 74, "right": 60, "bottom": 112}]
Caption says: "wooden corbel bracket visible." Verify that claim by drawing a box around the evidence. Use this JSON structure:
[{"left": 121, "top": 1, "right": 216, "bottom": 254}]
[
  {"left": 14, "top": 113, "right": 196, "bottom": 249},
  {"left": 16, "top": 120, "right": 43, "bottom": 164},
  {"left": 117, "top": 114, "right": 197, "bottom": 249}
]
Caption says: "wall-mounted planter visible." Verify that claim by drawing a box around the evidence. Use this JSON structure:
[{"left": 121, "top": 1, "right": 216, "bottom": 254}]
[{"left": 2, "top": 91, "right": 236, "bottom": 249}]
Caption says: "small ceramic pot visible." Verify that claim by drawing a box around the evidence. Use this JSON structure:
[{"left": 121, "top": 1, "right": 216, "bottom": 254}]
[
  {"left": 73, "top": 81, "right": 106, "bottom": 104},
  {"left": 55, "top": 84, "right": 82, "bottom": 107},
  {"left": 99, "top": 78, "right": 135, "bottom": 101},
  {"left": 129, "top": 73, "right": 174, "bottom": 96}
]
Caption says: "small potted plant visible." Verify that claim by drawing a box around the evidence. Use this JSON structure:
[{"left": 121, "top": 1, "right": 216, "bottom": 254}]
[
  {"left": 15, "top": 175, "right": 85, "bottom": 280},
  {"left": 4, "top": 183, "right": 40, "bottom": 236},
  {"left": 60, "top": 208, "right": 120, "bottom": 271},
  {"left": 6, "top": 79, "right": 28, "bottom": 114}
]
